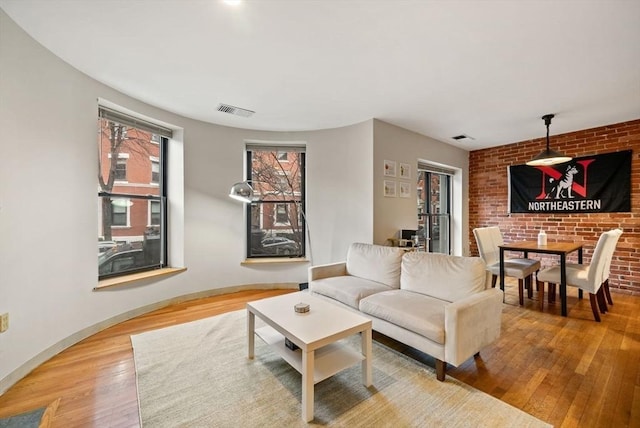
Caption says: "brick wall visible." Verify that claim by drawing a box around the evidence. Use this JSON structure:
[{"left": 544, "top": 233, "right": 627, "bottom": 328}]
[{"left": 469, "top": 119, "right": 640, "bottom": 295}]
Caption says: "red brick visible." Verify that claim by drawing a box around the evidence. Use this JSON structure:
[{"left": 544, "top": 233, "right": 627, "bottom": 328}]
[{"left": 470, "top": 118, "right": 640, "bottom": 295}]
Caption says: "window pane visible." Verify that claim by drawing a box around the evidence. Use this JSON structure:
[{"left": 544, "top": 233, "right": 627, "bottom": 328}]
[
  {"left": 151, "top": 161, "right": 159, "bottom": 183},
  {"left": 150, "top": 200, "right": 161, "bottom": 225},
  {"left": 275, "top": 203, "right": 289, "bottom": 224},
  {"left": 98, "top": 120, "right": 160, "bottom": 196},
  {"left": 111, "top": 200, "right": 128, "bottom": 226},
  {"left": 246, "top": 148, "right": 305, "bottom": 258},
  {"left": 98, "top": 115, "right": 166, "bottom": 278},
  {"left": 98, "top": 196, "right": 163, "bottom": 276},
  {"left": 115, "top": 160, "right": 127, "bottom": 180}
]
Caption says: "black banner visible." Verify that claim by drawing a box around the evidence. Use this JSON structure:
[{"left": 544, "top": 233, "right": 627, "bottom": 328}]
[{"left": 509, "top": 150, "right": 631, "bottom": 213}]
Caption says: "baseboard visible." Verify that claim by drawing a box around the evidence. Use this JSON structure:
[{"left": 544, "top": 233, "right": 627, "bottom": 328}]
[{"left": 0, "top": 282, "right": 298, "bottom": 395}]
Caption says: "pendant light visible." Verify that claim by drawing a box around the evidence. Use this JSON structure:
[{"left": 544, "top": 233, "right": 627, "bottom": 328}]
[{"left": 526, "top": 114, "right": 572, "bottom": 166}]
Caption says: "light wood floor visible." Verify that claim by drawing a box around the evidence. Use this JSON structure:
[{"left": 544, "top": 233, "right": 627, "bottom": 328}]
[{"left": 1, "top": 285, "right": 639, "bottom": 427}]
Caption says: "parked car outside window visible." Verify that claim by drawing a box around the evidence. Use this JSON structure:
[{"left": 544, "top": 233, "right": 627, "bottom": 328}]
[
  {"left": 261, "top": 237, "right": 300, "bottom": 255},
  {"left": 98, "top": 246, "right": 146, "bottom": 276},
  {"left": 98, "top": 240, "right": 118, "bottom": 255}
]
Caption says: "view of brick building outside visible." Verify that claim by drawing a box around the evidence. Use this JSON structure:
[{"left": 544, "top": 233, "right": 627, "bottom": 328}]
[
  {"left": 98, "top": 119, "right": 160, "bottom": 245},
  {"left": 248, "top": 149, "right": 305, "bottom": 256}
]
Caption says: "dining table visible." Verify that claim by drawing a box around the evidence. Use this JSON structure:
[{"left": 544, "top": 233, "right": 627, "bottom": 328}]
[{"left": 499, "top": 241, "right": 583, "bottom": 316}]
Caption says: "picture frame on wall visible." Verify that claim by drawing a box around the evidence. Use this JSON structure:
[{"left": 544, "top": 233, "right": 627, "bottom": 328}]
[
  {"left": 399, "top": 182, "right": 411, "bottom": 198},
  {"left": 384, "top": 180, "right": 397, "bottom": 197},
  {"left": 384, "top": 160, "right": 396, "bottom": 177},
  {"left": 399, "top": 163, "right": 411, "bottom": 180}
]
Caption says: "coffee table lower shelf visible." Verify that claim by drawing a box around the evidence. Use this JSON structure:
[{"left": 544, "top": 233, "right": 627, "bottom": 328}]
[{"left": 255, "top": 326, "right": 364, "bottom": 384}]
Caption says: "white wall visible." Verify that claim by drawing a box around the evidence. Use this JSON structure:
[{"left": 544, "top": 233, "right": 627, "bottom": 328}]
[
  {"left": 372, "top": 120, "right": 470, "bottom": 255},
  {"left": 0, "top": 9, "right": 467, "bottom": 390},
  {"left": 0, "top": 9, "right": 375, "bottom": 388}
]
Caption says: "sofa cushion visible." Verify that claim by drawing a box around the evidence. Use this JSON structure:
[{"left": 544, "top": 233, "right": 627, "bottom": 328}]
[
  {"left": 346, "top": 243, "right": 404, "bottom": 289},
  {"left": 401, "top": 252, "right": 486, "bottom": 303},
  {"left": 359, "top": 290, "right": 446, "bottom": 344},
  {"left": 310, "top": 276, "right": 391, "bottom": 309}
]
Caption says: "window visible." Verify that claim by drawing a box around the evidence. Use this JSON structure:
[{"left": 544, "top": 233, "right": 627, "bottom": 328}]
[
  {"left": 98, "top": 106, "right": 172, "bottom": 279},
  {"left": 245, "top": 144, "right": 305, "bottom": 258},
  {"left": 111, "top": 200, "right": 129, "bottom": 226},
  {"left": 275, "top": 203, "right": 289, "bottom": 225},
  {"left": 417, "top": 165, "right": 452, "bottom": 254},
  {"left": 115, "top": 159, "right": 127, "bottom": 181},
  {"left": 149, "top": 200, "right": 161, "bottom": 225},
  {"left": 151, "top": 158, "right": 160, "bottom": 184}
]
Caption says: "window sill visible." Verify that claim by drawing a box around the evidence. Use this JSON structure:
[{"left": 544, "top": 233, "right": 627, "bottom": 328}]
[
  {"left": 94, "top": 267, "right": 187, "bottom": 290},
  {"left": 241, "top": 257, "right": 309, "bottom": 265}
]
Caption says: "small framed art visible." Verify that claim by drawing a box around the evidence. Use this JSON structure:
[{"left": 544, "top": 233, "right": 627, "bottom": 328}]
[
  {"left": 384, "top": 160, "right": 396, "bottom": 177},
  {"left": 399, "top": 182, "right": 411, "bottom": 198},
  {"left": 399, "top": 163, "right": 411, "bottom": 180},
  {"left": 384, "top": 180, "right": 397, "bottom": 197}
]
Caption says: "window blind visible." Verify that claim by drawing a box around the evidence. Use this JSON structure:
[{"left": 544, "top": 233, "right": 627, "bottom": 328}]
[
  {"left": 417, "top": 162, "right": 456, "bottom": 176},
  {"left": 245, "top": 142, "right": 306, "bottom": 152},
  {"left": 99, "top": 106, "right": 173, "bottom": 138}
]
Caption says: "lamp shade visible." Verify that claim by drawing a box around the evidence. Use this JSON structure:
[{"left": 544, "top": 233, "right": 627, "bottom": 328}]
[
  {"left": 526, "top": 149, "right": 572, "bottom": 166},
  {"left": 526, "top": 114, "right": 571, "bottom": 167},
  {"left": 228, "top": 181, "right": 255, "bottom": 203}
]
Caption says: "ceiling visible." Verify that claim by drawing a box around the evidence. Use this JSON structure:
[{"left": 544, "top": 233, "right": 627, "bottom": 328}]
[{"left": 2, "top": 0, "right": 639, "bottom": 150}]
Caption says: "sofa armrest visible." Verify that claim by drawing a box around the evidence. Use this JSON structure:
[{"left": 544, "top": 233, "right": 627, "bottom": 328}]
[
  {"left": 308, "top": 262, "right": 347, "bottom": 282},
  {"left": 444, "top": 288, "right": 503, "bottom": 367}
]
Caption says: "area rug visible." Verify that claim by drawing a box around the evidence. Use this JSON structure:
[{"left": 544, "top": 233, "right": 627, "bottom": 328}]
[
  {"left": 0, "top": 398, "right": 59, "bottom": 428},
  {"left": 131, "top": 310, "right": 550, "bottom": 428}
]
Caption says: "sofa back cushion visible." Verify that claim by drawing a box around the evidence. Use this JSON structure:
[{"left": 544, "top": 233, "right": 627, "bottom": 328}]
[
  {"left": 346, "top": 243, "right": 404, "bottom": 288},
  {"left": 401, "top": 252, "right": 486, "bottom": 302}
]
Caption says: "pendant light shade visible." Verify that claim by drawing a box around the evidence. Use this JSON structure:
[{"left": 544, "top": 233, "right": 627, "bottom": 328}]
[{"left": 526, "top": 114, "right": 572, "bottom": 166}]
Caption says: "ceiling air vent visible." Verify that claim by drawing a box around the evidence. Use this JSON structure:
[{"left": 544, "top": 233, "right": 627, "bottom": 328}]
[
  {"left": 216, "top": 103, "right": 255, "bottom": 117},
  {"left": 452, "top": 134, "right": 474, "bottom": 141}
]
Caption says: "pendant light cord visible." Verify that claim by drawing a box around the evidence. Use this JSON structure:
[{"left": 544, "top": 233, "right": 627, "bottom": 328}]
[
  {"left": 546, "top": 122, "right": 550, "bottom": 150},
  {"left": 542, "top": 113, "right": 554, "bottom": 151}
]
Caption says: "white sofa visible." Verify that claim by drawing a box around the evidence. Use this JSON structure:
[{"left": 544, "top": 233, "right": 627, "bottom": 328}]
[{"left": 309, "top": 243, "right": 503, "bottom": 381}]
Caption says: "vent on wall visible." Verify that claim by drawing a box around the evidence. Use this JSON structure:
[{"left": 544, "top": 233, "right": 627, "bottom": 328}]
[{"left": 216, "top": 103, "right": 255, "bottom": 117}]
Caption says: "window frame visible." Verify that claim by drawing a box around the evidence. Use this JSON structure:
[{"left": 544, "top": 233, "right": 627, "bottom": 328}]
[
  {"left": 417, "top": 169, "right": 451, "bottom": 254},
  {"left": 150, "top": 157, "right": 160, "bottom": 184},
  {"left": 98, "top": 107, "right": 170, "bottom": 280},
  {"left": 244, "top": 146, "right": 306, "bottom": 259},
  {"left": 274, "top": 203, "right": 290, "bottom": 225},
  {"left": 110, "top": 200, "right": 130, "bottom": 227},
  {"left": 148, "top": 199, "right": 161, "bottom": 226},
  {"left": 114, "top": 158, "right": 127, "bottom": 181}
]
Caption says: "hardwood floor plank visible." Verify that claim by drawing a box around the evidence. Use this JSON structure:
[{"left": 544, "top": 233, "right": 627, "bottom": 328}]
[
  {"left": 630, "top": 385, "right": 640, "bottom": 428},
  {"left": 0, "top": 287, "right": 638, "bottom": 427}
]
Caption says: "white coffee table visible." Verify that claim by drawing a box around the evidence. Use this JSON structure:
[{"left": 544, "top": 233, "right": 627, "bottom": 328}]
[{"left": 247, "top": 291, "right": 372, "bottom": 422}]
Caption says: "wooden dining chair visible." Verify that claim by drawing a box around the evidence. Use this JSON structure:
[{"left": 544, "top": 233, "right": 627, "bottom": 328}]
[
  {"left": 473, "top": 226, "right": 541, "bottom": 305},
  {"left": 536, "top": 229, "right": 622, "bottom": 322}
]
